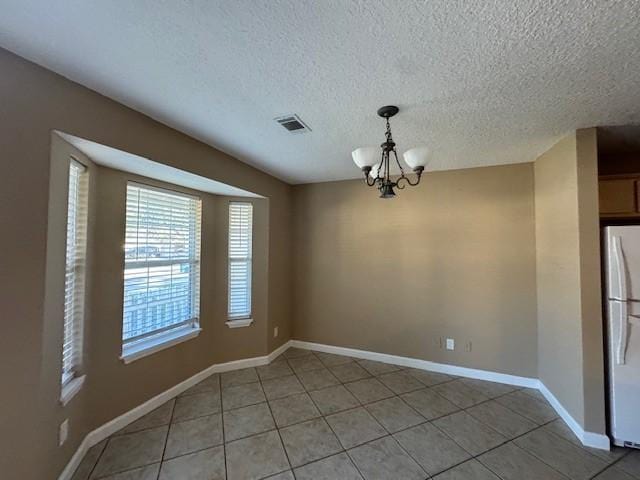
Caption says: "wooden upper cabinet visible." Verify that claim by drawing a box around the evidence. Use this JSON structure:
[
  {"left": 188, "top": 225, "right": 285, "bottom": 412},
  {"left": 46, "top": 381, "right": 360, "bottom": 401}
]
[{"left": 599, "top": 178, "right": 637, "bottom": 215}]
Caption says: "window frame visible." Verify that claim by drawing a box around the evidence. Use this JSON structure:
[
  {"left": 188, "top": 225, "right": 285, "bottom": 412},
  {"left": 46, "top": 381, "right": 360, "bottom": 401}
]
[
  {"left": 120, "top": 182, "right": 202, "bottom": 362},
  {"left": 227, "top": 201, "right": 253, "bottom": 324},
  {"left": 60, "top": 157, "right": 89, "bottom": 404}
]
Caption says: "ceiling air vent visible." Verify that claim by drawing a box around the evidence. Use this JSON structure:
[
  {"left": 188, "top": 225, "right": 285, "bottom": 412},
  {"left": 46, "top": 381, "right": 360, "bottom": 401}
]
[{"left": 275, "top": 114, "right": 311, "bottom": 134}]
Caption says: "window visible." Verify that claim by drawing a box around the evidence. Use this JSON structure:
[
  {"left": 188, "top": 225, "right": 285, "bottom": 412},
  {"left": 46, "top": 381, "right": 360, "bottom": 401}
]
[
  {"left": 62, "top": 160, "right": 88, "bottom": 387},
  {"left": 228, "top": 202, "right": 253, "bottom": 320},
  {"left": 122, "top": 183, "right": 202, "bottom": 356}
]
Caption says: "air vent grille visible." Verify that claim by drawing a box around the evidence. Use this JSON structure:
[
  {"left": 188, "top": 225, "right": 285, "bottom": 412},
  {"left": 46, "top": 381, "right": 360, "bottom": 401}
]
[{"left": 275, "top": 114, "right": 311, "bottom": 134}]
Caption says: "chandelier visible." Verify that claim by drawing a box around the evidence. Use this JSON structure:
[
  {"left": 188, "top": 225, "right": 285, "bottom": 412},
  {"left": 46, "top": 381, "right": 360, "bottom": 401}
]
[{"left": 352, "top": 106, "right": 429, "bottom": 198}]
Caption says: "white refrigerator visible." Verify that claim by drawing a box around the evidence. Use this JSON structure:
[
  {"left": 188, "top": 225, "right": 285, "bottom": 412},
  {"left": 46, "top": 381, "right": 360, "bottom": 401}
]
[{"left": 605, "top": 226, "right": 640, "bottom": 448}]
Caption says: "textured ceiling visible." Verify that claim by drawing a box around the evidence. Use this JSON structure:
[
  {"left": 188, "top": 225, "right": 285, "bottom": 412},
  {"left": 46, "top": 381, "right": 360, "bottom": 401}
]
[{"left": 1, "top": 0, "right": 639, "bottom": 184}]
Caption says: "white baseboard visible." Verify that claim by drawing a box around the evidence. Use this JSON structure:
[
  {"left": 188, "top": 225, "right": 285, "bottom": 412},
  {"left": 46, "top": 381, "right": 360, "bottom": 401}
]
[
  {"left": 538, "top": 382, "right": 610, "bottom": 450},
  {"left": 58, "top": 340, "right": 292, "bottom": 480},
  {"left": 292, "top": 340, "right": 611, "bottom": 451},
  {"left": 60, "top": 338, "right": 611, "bottom": 479},
  {"left": 290, "top": 340, "right": 539, "bottom": 388}
]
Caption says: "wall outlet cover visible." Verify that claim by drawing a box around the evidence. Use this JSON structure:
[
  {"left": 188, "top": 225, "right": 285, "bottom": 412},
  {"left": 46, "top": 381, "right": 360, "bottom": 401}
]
[
  {"left": 59, "top": 419, "right": 69, "bottom": 446},
  {"left": 446, "top": 338, "right": 455, "bottom": 351},
  {"left": 274, "top": 326, "right": 279, "bottom": 338}
]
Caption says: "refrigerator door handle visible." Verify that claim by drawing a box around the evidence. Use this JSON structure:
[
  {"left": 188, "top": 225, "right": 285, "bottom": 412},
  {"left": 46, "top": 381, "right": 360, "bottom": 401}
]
[
  {"left": 612, "top": 236, "right": 629, "bottom": 301},
  {"left": 616, "top": 301, "right": 629, "bottom": 365}
]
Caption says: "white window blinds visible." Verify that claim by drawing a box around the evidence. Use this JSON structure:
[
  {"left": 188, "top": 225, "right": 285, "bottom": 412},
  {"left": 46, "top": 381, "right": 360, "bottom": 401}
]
[
  {"left": 228, "top": 202, "right": 253, "bottom": 319},
  {"left": 62, "top": 160, "right": 88, "bottom": 386},
  {"left": 123, "top": 183, "right": 202, "bottom": 345}
]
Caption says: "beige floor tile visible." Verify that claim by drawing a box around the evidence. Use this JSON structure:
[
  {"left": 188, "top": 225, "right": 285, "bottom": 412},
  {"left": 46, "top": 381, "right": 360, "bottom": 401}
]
[
  {"left": 344, "top": 378, "right": 394, "bottom": 404},
  {"left": 467, "top": 400, "right": 537, "bottom": 439},
  {"left": 325, "top": 407, "right": 387, "bottom": 449},
  {"left": 225, "top": 430, "right": 290, "bottom": 480},
  {"left": 173, "top": 392, "right": 220, "bottom": 421},
  {"left": 269, "top": 392, "right": 320, "bottom": 427},
  {"left": 364, "top": 396, "right": 424, "bottom": 433},
  {"left": 223, "top": 402, "right": 275, "bottom": 442},
  {"left": 164, "top": 414, "right": 223, "bottom": 459},
  {"left": 279, "top": 418, "right": 342, "bottom": 467},
  {"left": 348, "top": 436, "right": 426, "bottom": 480},
  {"left": 394, "top": 423, "right": 470, "bottom": 476},
  {"left": 92, "top": 426, "right": 167, "bottom": 478},
  {"left": 117, "top": 400, "right": 174, "bottom": 435},
  {"left": 478, "top": 442, "right": 567, "bottom": 480},
  {"left": 310, "top": 384, "right": 360, "bottom": 415},
  {"left": 514, "top": 428, "right": 607, "bottom": 480},
  {"left": 159, "top": 446, "right": 225, "bottom": 480},
  {"left": 221, "top": 367, "right": 259, "bottom": 388},
  {"left": 432, "top": 459, "right": 500, "bottom": 480},
  {"left": 432, "top": 380, "right": 489, "bottom": 408},
  {"left": 433, "top": 411, "right": 506, "bottom": 456},
  {"left": 401, "top": 388, "right": 460, "bottom": 420}
]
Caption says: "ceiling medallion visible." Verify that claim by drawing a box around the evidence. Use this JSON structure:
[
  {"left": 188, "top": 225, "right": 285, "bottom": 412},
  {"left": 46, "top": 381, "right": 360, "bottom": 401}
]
[{"left": 352, "top": 106, "right": 430, "bottom": 198}]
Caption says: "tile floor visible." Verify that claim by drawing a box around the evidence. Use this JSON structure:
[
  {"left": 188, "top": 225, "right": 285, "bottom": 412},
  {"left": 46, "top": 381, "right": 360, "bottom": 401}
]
[{"left": 72, "top": 347, "right": 640, "bottom": 480}]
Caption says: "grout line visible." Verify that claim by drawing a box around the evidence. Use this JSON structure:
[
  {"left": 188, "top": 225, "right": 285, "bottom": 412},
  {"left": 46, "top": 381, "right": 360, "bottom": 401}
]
[
  {"left": 157, "top": 396, "right": 176, "bottom": 479},
  {"left": 218, "top": 374, "right": 228, "bottom": 480},
  {"left": 256, "top": 361, "right": 296, "bottom": 478},
  {"left": 82, "top": 437, "right": 109, "bottom": 480}
]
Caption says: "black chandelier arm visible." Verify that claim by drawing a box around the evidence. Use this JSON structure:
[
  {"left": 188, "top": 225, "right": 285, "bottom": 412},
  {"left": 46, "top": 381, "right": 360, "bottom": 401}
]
[
  {"left": 364, "top": 172, "right": 378, "bottom": 187},
  {"left": 396, "top": 169, "right": 423, "bottom": 188}
]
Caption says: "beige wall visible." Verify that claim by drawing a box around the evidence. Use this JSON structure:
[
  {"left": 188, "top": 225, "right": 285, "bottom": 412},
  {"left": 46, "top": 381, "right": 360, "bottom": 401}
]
[
  {"left": 292, "top": 163, "right": 538, "bottom": 377},
  {"left": 534, "top": 129, "right": 605, "bottom": 434},
  {"left": 0, "top": 47, "right": 291, "bottom": 480}
]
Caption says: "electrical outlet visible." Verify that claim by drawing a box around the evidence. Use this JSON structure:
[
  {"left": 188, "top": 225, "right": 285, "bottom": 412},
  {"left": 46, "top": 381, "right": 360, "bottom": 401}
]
[
  {"left": 445, "top": 338, "right": 455, "bottom": 351},
  {"left": 273, "top": 326, "right": 279, "bottom": 338},
  {"left": 59, "top": 419, "right": 69, "bottom": 446},
  {"left": 465, "top": 341, "right": 472, "bottom": 352}
]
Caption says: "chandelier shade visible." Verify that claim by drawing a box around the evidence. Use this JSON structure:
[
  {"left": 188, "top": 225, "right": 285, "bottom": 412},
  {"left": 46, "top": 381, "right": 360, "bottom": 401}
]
[
  {"left": 351, "top": 147, "right": 380, "bottom": 169},
  {"left": 352, "top": 106, "right": 427, "bottom": 198},
  {"left": 403, "top": 147, "right": 430, "bottom": 169}
]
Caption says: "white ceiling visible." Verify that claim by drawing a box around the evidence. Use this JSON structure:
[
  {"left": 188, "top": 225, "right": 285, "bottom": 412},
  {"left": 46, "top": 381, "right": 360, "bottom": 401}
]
[{"left": 1, "top": 1, "right": 639, "bottom": 184}]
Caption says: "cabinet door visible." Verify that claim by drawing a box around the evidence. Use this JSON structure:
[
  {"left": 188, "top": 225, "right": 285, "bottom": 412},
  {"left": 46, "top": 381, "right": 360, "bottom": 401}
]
[{"left": 599, "top": 178, "right": 637, "bottom": 214}]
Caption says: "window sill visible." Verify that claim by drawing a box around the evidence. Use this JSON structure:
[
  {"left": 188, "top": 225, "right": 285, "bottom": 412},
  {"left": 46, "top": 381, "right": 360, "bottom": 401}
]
[
  {"left": 120, "top": 326, "right": 202, "bottom": 364},
  {"left": 60, "top": 375, "right": 86, "bottom": 406},
  {"left": 225, "top": 318, "right": 254, "bottom": 329}
]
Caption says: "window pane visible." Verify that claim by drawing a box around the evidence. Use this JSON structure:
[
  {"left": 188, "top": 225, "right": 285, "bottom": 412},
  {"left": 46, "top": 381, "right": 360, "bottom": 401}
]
[
  {"left": 123, "top": 184, "right": 201, "bottom": 344},
  {"left": 228, "top": 202, "right": 252, "bottom": 319},
  {"left": 62, "top": 160, "right": 88, "bottom": 385}
]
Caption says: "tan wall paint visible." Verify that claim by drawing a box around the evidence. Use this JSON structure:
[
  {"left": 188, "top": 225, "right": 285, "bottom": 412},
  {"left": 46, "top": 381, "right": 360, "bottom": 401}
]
[
  {"left": 292, "top": 163, "right": 538, "bottom": 377},
  {"left": 0, "top": 48, "right": 291, "bottom": 480},
  {"left": 534, "top": 129, "right": 605, "bottom": 433},
  {"left": 576, "top": 129, "right": 606, "bottom": 434},
  {"left": 535, "top": 133, "right": 586, "bottom": 424}
]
